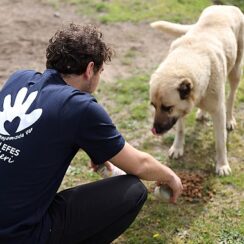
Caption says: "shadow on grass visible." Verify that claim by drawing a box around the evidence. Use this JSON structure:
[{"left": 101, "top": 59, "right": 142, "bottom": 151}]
[{"left": 165, "top": 118, "right": 216, "bottom": 172}]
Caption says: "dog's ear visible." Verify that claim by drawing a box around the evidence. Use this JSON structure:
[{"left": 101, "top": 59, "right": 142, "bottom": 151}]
[{"left": 177, "top": 79, "right": 193, "bottom": 100}]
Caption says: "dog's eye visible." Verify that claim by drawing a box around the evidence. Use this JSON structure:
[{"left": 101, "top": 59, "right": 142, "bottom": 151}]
[{"left": 161, "top": 105, "right": 173, "bottom": 113}]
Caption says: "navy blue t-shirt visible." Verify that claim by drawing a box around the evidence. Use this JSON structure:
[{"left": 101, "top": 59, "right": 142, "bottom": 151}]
[{"left": 0, "top": 69, "right": 125, "bottom": 244}]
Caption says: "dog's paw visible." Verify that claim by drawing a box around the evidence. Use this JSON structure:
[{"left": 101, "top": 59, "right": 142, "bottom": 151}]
[
  {"left": 168, "top": 146, "right": 184, "bottom": 159},
  {"left": 226, "top": 117, "right": 236, "bottom": 131},
  {"left": 216, "top": 164, "right": 232, "bottom": 176},
  {"left": 196, "top": 109, "right": 208, "bottom": 121}
]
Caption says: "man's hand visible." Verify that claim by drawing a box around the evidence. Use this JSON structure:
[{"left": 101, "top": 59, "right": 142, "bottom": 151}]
[
  {"left": 90, "top": 161, "right": 112, "bottom": 172},
  {"left": 156, "top": 173, "right": 183, "bottom": 204}
]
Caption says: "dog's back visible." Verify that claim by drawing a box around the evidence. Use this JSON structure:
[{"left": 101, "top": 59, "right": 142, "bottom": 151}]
[
  {"left": 151, "top": 5, "right": 244, "bottom": 75},
  {"left": 197, "top": 5, "right": 244, "bottom": 31},
  {"left": 151, "top": 5, "right": 244, "bottom": 37}
]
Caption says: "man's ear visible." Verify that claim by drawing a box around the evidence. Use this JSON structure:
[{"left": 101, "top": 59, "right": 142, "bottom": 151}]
[
  {"left": 177, "top": 79, "right": 193, "bottom": 100},
  {"left": 84, "top": 62, "right": 94, "bottom": 80}
]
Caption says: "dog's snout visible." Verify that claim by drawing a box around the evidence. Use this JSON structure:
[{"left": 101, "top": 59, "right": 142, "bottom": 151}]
[
  {"left": 153, "top": 123, "right": 164, "bottom": 134},
  {"left": 153, "top": 117, "right": 178, "bottom": 134}
]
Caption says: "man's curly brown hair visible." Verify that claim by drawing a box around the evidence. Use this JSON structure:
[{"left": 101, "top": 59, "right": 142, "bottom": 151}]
[{"left": 46, "top": 23, "right": 114, "bottom": 75}]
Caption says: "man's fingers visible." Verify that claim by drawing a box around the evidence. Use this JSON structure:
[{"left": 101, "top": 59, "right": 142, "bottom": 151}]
[{"left": 104, "top": 161, "right": 113, "bottom": 171}]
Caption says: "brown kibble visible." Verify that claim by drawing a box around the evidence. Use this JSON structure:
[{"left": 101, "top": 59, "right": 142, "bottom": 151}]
[
  {"left": 177, "top": 171, "right": 213, "bottom": 203},
  {"left": 197, "top": 193, "right": 202, "bottom": 198}
]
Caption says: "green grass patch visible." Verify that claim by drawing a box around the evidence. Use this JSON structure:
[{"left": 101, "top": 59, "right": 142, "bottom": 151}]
[
  {"left": 44, "top": 0, "right": 244, "bottom": 23},
  {"left": 57, "top": 0, "right": 244, "bottom": 23},
  {"left": 62, "top": 0, "right": 212, "bottom": 23},
  {"left": 95, "top": 74, "right": 151, "bottom": 141},
  {"left": 221, "top": 0, "right": 244, "bottom": 10}
]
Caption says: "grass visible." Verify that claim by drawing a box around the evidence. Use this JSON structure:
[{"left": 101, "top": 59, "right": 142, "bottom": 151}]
[
  {"left": 221, "top": 0, "right": 244, "bottom": 10},
  {"left": 44, "top": 0, "right": 244, "bottom": 243},
  {"left": 63, "top": 0, "right": 212, "bottom": 23},
  {"left": 45, "top": 0, "right": 244, "bottom": 24}
]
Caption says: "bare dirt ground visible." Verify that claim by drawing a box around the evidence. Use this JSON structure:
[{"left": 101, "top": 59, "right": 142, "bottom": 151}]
[{"left": 0, "top": 0, "right": 173, "bottom": 86}]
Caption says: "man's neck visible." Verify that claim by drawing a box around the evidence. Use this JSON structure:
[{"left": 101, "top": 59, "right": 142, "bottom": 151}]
[{"left": 61, "top": 74, "right": 88, "bottom": 92}]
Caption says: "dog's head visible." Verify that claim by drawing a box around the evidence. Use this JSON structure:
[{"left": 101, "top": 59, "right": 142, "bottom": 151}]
[{"left": 149, "top": 73, "right": 194, "bottom": 135}]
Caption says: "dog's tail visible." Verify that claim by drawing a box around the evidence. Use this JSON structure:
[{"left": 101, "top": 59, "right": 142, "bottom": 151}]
[{"left": 150, "top": 21, "right": 194, "bottom": 37}]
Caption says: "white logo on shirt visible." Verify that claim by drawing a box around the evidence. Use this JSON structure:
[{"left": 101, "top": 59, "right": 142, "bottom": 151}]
[{"left": 0, "top": 87, "right": 42, "bottom": 135}]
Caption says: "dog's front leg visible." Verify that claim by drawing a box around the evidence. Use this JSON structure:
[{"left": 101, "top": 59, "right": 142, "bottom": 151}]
[
  {"left": 168, "top": 117, "right": 185, "bottom": 158},
  {"left": 211, "top": 107, "right": 232, "bottom": 176},
  {"left": 196, "top": 108, "right": 208, "bottom": 121}
]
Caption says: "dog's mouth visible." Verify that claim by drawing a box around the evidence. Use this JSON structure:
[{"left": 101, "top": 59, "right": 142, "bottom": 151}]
[{"left": 152, "top": 117, "right": 178, "bottom": 135}]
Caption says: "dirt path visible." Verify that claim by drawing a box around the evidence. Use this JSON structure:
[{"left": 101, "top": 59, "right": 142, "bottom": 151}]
[{"left": 0, "top": 0, "right": 173, "bottom": 85}]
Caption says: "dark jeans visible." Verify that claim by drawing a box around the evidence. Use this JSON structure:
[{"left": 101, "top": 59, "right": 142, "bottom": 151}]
[{"left": 46, "top": 175, "right": 148, "bottom": 244}]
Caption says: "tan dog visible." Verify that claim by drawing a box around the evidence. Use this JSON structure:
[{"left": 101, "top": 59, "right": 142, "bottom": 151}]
[{"left": 149, "top": 5, "right": 244, "bottom": 176}]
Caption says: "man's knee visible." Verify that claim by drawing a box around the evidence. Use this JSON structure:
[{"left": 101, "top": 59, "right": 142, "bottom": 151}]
[{"left": 124, "top": 175, "right": 148, "bottom": 209}]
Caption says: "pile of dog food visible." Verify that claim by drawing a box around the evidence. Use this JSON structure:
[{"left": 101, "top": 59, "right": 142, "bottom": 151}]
[
  {"left": 177, "top": 171, "right": 215, "bottom": 203},
  {"left": 149, "top": 170, "right": 215, "bottom": 203}
]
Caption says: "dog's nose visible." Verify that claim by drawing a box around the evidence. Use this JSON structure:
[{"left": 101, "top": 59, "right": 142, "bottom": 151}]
[
  {"left": 152, "top": 123, "right": 165, "bottom": 134},
  {"left": 151, "top": 127, "right": 157, "bottom": 135}
]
